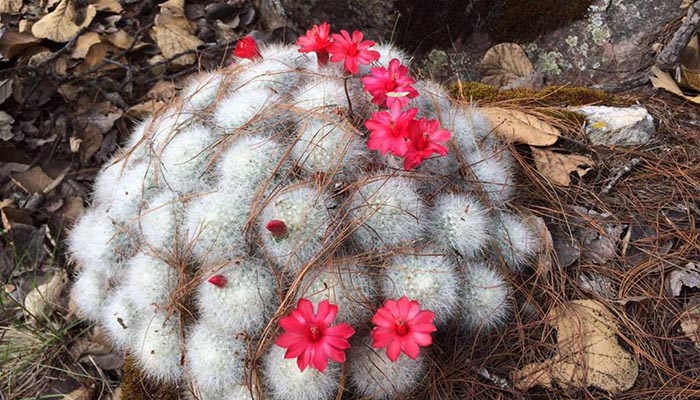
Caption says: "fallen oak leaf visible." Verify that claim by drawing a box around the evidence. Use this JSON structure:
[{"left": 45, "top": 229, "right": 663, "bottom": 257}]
[
  {"left": 151, "top": 0, "right": 203, "bottom": 66},
  {"left": 531, "top": 147, "right": 594, "bottom": 186},
  {"left": 482, "top": 107, "right": 560, "bottom": 146},
  {"left": 23, "top": 269, "right": 68, "bottom": 319},
  {"left": 127, "top": 100, "right": 167, "bottom": 117},
  {"left": 104, "top": 30, "right": 143, "bottom": 50},
  {"left": 511, "top": 300, "right": 638, "bottom": 394},
  {"left": 31, "top": 0, "right": 96, "bottom": 43},
  {"left": 73, "top": 42, "right": 120, "bottom": 73},
  {"left": 63, "top": 385, "right": 95, "bottom": 400},
  {"left": 0, "top": 111, "right": 14, "bottom": 141},
  {"left": 481, "top": 43, "right": 543, "bottom": 90},
  {"left": 93, "top": 0, "right": 123, "bottom": 13},
  {"left": 650, "top": 65, "right": 700, "bottom": 104},
  {"left": 680, "top": 301, "right": 700, "bottom": 350},
  {"left": 0, "top": 0, "right": 23, "bottom": 14},
  {"left": 665, "top": 262, "right": 700, "bottom": 297},
  {"left": 0, "top": 30, "right": 41, "bottom": 59},
  {"left": 11, "top": 166, "right": 53, "bottom": 194},
  {"left": 70, "top": 31, "right": 101, "bottom": 59},
  {"left": 679, "top": 35, "right": 700, "bottom": 91}
]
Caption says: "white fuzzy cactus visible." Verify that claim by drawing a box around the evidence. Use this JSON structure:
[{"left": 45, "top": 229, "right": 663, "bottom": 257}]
[
  {"left": 67, "top": 34, "right": 543, "bottom": 399},
  {"left": 131, "top": 311, "right": 183, "bottom": 383},
  {"left": 347, "top": 337, "right": 427, "bottom": 399},
  {"left": 196, "top": 258, "right": 278, "bottom": 334},
  {"left": 461, "top": 262, "right": 511, "bottom": 332},
  {"left": 380, "top": 249, "right": 460, "bottom": 326},
  {"left": 350, "top": 175, "right": 426, "bottom": 249},
  {"left": 298, "top": 261, "right": 376, "bottom": 326},
  {"left": 262, "top": 346, "right": 340, "bottom": 400}
]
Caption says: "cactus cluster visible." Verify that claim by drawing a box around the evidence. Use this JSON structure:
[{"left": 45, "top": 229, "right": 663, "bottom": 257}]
[{"left": 68, "top": 29, "right": 542, "bottom": 400}]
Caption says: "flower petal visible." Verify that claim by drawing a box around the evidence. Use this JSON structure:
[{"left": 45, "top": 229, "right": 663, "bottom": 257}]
[
  {"left": 297, "top": 349, "right": 311, "bottom": 372},
  {"left": 386, "top": 338, "right": 402, "bottom": 362},
  {"left": 401, "top": 336, "right": 420, "bottom": 359},
  {"left": 296, "top": 298, "right": 315, "bottom": 321},
  {"left": 283, "top": 340, "right": 309, "bottom": 359},
  {"left": 370, "top": 326, "right": 395, "bottom": 348},
  {"left": 275, "top": 331, "right": 306, "bottom": 348},
  {"left": 411, "top": 332, "right": 434, "bottom": 347},
  {"left": 311, "top": 345, "right": 329, "bottom": 372},
  {"left": 326, "top": 322, "right": 355, "bottom": 340},
  {"left": 279, "top": 315, "right": 306, "bottom": 332},
  {"left": 412, "top": 310, "right": 436, "bottom": 326},
  {"left": 371, "top": 307, "right": 396, "bottom": 328}
]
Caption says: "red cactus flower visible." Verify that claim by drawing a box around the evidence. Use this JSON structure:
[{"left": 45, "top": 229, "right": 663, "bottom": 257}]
[
  {"left": 361, "top": 58, "right": 419, "bottom": 107},
  {"left": 327, "top": 30, "right": 380, "bottom": 75},
  {"left": 365, "top": 101, "right": 417, "bottom": 157},
  {"left": 275, "top": 299, "right": 355, "bottom": 372},
  {"left": 208, "top": 274, "right": 227, "bottom": 288},
  {"left": 266, "top": 219, "right": 288, "bottom": 239},
  {"left": 403, "top": 118, "right": 451, "bottom": 170},
  {"left": 234, "top": 36, "right": 261, "bottom": 60},
  {"left": 297, "top": 22, "right": 332, "bottom": 65},
  {"left": 370, "top": 296, "right": 436, "bottom": 362}
]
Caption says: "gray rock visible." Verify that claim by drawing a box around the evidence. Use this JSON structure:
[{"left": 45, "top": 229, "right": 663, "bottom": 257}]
[
  {"left": 574, "top": 105, "right": 655, "bottom": 146},
  {"left": 523, "top": 0, "right": 685, "bottom": 86},
  {"left": 280, "top": 0, "right": 396, "bottom": 42}
]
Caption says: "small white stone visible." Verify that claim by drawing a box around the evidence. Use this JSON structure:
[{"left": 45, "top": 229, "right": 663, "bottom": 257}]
[{"left": 574, "top": 105, "right": 654, "bottom": 146}]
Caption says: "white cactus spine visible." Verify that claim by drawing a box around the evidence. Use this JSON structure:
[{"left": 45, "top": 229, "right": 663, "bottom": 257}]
[
  {"left": 430, "top": 193, "right": 491, "bottom": 258},
  {"left": 461, "top": 262, "right": 511, "bottom": 332},
  {"left": 262, "top": 346, "right": 340, "bottom": 400},
  {"left": 380, "top": 249, "right": 460, "bottom": 325},
  {"left": 350, "top": 175, "right": 426, "bottom": 249},
  {"left": 196, "top": 258, "right": 278, "bottom": 334}
]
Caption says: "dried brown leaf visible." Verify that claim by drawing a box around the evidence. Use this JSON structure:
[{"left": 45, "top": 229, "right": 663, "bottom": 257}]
[
  {"left": 104, "top": 30, "right": 140, "bottom": 49},
  {"left": 127, "top": 99, "right": 167, "bottom": 117},
  {"left": 63, "top": 385, "right": 94, "bottom": 400},
  {"left": 481, "top": 43, "right": 538, "bottom": 89},
  {"left": 31, "top": 0, "right": 96, "bottom": 43},
  {"left": 70, "top": 31, "right": 101, "bottom": 59},
  {"left": 681, "top": 35, "right": 700, "bottom": 70},
  {"left": 681, "top": 302, "right": 700, "bottom": 350},
  {"left": 147, "top": 80, "right": 177, "bottom": 101},
  {"left": 0, "top": 0, "right": 23, "bottom": 14},
  {"left": 11, "top": 166, "right": 53, "bottom": 193},
  {"left": 74, "top": 42, "right": 119, "bottom": 73},
  {"left": 23, "top": 270, "right": 68, "bottom": 318},
  {"left": 665, "top": 262, "right": 700, "bottom": 297},
  {"left": 650, "top": 65, "right": 700, "bottom": 104},
  {"left": 18, "top": 19, "right": 33, "bottom": 33},
  {"left": 93, "top": 0, "right": 122, "bottom": 13},
  {"left": 60, "top": 196, "right": 85, "bottom": 222},
  {"left": 151, "top": 0, "right": 203, "bottom": 66},
  {"left": 0, "top": 111, "right": 13, "bottom": 141},
  {"left": 482, "top": 107, "right": 560, "bottom": 146},
  {"left": 0, "top": 79, "right": 13, "bottom": 105},
  {"left": 512, "top": 300, "right": 638, "bottom": 394},
  {"left": 0, "top": 30, "right": 41, "bottom": 59},
  {"left": 72, "top": 101, "right": 122, "bottom": 163},
  {"left": 531, "top": 147, "right": 594, "bottom": 186}
]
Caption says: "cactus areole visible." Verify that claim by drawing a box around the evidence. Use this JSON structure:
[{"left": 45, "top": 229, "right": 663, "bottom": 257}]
[{"left": 68, "top": 22, "right": 542, "bottom": 400}]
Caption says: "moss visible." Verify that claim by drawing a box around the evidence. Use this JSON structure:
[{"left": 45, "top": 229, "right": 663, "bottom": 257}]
[
  {"left": 121, "top": 355, "right": 180, "bottom": 400},
  {"left": 449, "top": 82, "right": 632, "bottom": 107},
  {"left": 487, "top": 0, "right": 595, "bottom": 43}
]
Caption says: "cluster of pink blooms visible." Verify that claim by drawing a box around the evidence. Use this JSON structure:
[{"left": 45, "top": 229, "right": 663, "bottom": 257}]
[
  {"left": 361, "top": 59, "right": 451, "bottom": 170},
  {"left": 209, "top": 268, "right": 437, "bottom": 371},
  {"left": 275, "top": 296, "right": 436, "bottom": 372},
  {"left": 233, "top": 23, "right": 452, "bottom": 171}
]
